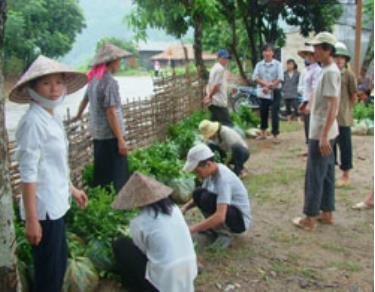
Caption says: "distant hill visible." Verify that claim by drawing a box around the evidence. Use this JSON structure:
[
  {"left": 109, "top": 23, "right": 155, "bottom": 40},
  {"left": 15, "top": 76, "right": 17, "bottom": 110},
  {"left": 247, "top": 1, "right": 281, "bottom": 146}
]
[{"left": 62, "top": 0, "right": 179, "bottom": 67}]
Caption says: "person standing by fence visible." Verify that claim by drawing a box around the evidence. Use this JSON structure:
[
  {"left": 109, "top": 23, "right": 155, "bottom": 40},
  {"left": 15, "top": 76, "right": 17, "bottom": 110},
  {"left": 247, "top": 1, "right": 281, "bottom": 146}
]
[
  {"left": 282, "top": 59, "right": 300, "bottom": 123},
  {"left": 203, "top": 49, "right": 233, "bottom": 127},
  {"left": 297, "top": 46, "right": 322, "bottom": 155},
  {"left": 252, "top": 44, "right": 284, "bottom": 142},
  {"left": 10, "top": 55, "right": 89, "bottom": 292},
  {"left": 74, "top": 43, "right": 130, "bottom": 192},
  {"left": 293, "top": 32, "right": 341, "bottom": 231},
  {"left": 333, "top": 42, "right": 357, "bottom": 188}
]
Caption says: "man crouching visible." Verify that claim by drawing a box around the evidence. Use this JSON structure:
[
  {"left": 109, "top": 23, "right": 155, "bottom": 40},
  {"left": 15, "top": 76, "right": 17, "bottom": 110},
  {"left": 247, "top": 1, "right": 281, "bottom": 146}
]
[{"left": 181, "top": 144, "right": 251, "bottom": 248}]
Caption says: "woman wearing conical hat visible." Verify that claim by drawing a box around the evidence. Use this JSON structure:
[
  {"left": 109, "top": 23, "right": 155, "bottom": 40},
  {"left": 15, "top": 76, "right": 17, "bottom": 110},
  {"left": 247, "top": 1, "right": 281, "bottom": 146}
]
[
  {"left": 112, "top": 172, "right": 197, "bottom": 292},
  {"left": 9, "top": 55, "right": 89, "bottom": 292},
  {"left": 73, "top": 43, "right": 131, "bottom": 192}
]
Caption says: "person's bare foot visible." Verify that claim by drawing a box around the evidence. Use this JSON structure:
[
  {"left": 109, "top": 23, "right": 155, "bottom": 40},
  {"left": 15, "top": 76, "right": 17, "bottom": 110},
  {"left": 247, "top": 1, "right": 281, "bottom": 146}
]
[
  {"left": 352, "top": 201, "right": 374, "bottom": 210},
  {"left": 292, "top": 216, "right": 317, "bottom": 231},
  {"left": 317, "top": 212, "right": 334, "bottom": 224},
  {"left": 336, "top": 177, "right": 351, "bottom": 187}
]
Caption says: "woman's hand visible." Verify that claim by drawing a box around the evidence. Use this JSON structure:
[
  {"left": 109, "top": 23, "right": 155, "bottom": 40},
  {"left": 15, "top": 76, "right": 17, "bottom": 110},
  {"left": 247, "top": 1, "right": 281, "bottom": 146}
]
[
  {"left": 25, "top": 219, "right": 42, "bottom": 246},
  {"left": 72, "top": 186, "right": 88, "bottom": 209},
  {"left": 118, "top": 138, "right": 129, "bottom": 156}
]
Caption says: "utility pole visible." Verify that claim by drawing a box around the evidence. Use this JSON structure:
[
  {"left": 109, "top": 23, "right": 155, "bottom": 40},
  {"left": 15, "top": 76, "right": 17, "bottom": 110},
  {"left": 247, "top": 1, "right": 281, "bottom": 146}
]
[{"left": 354, "top": 0, "right": 362, "bottom": 79}]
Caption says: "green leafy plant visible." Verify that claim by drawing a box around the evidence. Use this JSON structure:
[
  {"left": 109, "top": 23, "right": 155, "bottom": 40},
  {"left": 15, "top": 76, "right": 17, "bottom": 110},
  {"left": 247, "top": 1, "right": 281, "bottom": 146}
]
[
  {"left": 353, "top": 102, "right": 374, "bottom": 121},
  {"left": 231, "top": 105, "right": 260, "bottom": 130}
]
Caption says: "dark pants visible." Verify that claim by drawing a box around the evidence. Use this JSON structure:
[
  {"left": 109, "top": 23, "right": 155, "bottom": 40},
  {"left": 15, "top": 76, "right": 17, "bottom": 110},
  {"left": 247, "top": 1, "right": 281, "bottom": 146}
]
[
  {"left": 93, "top": 138, "right": 129, "bottom": 193},
  {"left": 303, "top": 113, "right": 310, "bottom": 144},
  {"left": 208, "top": 105, "right": 233, "bottom": 126},
  {"left": 32, "top": 217, "right": 67, "bottom": 292},
  {"left": 259, "top": 89, "right": 281, "bottom": 135},
  {"left": 284, "top": 98, "right": 299, "bottom": 117},
  {"left": 303, "top": 139, "right": 336, "bottom": 217},
  {"left": 193, "top": 188, "right": 246, "bottom": 233},
  {"left": 112, "top": 236, "right": 158, "bottom": 292},
  {"left": 334, "top": 126, "right": 353, "bottom": 171},
  {"left": 230, "top": 144, "right": 250, "bottom": 176}
]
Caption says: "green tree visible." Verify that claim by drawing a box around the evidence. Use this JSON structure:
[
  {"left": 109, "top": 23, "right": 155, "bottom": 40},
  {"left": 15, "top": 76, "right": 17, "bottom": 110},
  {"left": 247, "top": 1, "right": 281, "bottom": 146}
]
[
  {"left": 4, "top": 0, "right": 85, "bottom": 74},
  {"left": 0, "top": 0, "right": 21, "bottom": 290},
  {"left": 128, "top": 0, "right": 219, "bottom": 81},
  {"left": 361, "top": 0, "right": 374, "bottom": 78},
  {"left": 96, "top": 37, "right": 138, "bottom": 57}
]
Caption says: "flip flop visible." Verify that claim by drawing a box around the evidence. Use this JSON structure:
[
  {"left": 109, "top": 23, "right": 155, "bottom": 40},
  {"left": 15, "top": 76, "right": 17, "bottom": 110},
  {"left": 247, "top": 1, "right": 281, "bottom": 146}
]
[
  {"left": 292, "top": 217, "right": 316, "bottom": 231},
  {"left": 352, "top": 201, "right": 373, "bottom": 210}
]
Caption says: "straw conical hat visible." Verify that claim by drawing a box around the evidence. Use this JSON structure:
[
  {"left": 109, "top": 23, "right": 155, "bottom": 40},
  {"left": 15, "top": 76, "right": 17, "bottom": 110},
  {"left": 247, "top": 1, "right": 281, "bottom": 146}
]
[
  {"left": 90, "top": 43, "right": 132, "bottom": 67},
  {"left": 9, "top": 55, "right": 88, "bottom": 104},
  {"left": 112, "top": 172, "right": 173, "bottom": 210}
]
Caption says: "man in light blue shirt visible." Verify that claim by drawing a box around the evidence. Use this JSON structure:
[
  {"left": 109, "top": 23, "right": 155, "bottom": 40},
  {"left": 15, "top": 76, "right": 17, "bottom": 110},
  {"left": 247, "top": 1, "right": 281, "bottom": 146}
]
[{"left": 252, "top": 44, "right": 284, "bottom": 142}]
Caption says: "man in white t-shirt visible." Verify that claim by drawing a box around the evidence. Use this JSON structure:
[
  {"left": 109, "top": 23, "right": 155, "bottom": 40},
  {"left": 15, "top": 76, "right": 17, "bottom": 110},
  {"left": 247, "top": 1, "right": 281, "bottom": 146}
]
[
  {"left": 204, "top": 49, "right": 232, "bottom": 126},
  {"left": 293, "top": 32, "right": 341, "bottom": 231},
  {"left": 182, "top": 144, "right": 251, "bottom": 248}
]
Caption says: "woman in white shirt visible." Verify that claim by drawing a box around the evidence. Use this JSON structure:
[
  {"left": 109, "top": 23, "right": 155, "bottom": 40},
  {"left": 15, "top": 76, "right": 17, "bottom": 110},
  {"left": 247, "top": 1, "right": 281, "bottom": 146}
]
[
  {"left": 112, "top": 172, "right": 197, "bottom": 292},
  {"left": 9, "top": 55, "right": 88, "bottom": 292}
]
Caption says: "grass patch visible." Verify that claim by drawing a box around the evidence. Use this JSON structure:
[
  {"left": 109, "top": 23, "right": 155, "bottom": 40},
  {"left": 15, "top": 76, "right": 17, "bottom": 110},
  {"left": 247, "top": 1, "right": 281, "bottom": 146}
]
[
  {"left": 280, "top": 121, "right": 304, "bottom": 133},
  {"left": 328, "top": 260, "right": 362, "bottom": 272},
  {"left": 320, "top": 242, "right": 347, "bottom": 254}
]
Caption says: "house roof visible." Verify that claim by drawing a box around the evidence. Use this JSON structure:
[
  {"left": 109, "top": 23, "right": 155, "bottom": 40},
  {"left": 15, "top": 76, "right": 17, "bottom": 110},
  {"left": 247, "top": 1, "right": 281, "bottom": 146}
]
[
  {"left": 137, "top": 41, "right": 173, "bottom": 52},
  {"left": 151, "top": 43, "right": 217, "bottom": 61}
]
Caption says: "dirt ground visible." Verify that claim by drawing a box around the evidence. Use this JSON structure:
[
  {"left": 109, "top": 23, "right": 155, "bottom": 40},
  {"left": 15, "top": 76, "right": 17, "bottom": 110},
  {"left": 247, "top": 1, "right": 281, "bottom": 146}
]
[
  {"left": 97, "top": 122, "right": 373, "bottom": 292},
  {"left": 192, "top": 122, "right": 374, "bottom": 292}
]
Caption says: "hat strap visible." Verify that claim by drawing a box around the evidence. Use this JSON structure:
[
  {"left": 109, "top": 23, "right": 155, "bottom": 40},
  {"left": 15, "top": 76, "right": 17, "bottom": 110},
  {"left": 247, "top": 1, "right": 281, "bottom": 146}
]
[{"left": 87, "top": 64, "right": 107, "bottom": 83}]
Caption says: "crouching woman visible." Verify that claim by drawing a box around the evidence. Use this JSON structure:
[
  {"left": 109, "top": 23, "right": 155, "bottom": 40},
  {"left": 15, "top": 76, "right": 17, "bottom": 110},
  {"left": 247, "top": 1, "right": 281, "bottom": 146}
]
[
  {"left": 9, "top": 55, "right": 89, "bottom": 292},
  {"left": 112, "top": 172, "right": 197, "bottom": 292}
]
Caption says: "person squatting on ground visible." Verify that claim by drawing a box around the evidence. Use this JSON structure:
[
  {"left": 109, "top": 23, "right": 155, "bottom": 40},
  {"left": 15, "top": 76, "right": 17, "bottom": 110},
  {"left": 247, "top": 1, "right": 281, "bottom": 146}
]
[
  {"left": 74, "top": 43, "right": 130, "bottom": 192},
  {"left": 11, "top": 55, "right": 89, "bottom": 292},
  {"left": 333, "top": 42, "right": 357, "bottom": 188},
  {"left": 297, "top": 45, "right": 322, "bottom": 154},
  {"left": 112, "top": 172, "right": 197, "bottom": 292},
  {"left": 199, "top": 119, "right": 250, "bottom": 178},
  {"left": 282, "top": 59, "right": 300, "bottom": 123},
  {"left": 181, "top": 144, "right": 251, "bottom": 248},
  {"left": 204, "top": 49, "right": 233, "bottom": 127},
  {"left": 293, "top": 32, "right": 341, "bottom": 231},
  {"left": 252, "top": 44, "right": 284, "bottom": 142}
]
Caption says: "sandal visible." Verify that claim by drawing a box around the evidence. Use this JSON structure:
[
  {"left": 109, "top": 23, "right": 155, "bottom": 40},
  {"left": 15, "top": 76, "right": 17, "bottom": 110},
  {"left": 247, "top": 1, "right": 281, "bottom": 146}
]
[
  {"left": 292, "top": 217, "right": 316, "bottom": 231},
  {"left": 352, "top": 201, "right": 373, "bottom": 210}
]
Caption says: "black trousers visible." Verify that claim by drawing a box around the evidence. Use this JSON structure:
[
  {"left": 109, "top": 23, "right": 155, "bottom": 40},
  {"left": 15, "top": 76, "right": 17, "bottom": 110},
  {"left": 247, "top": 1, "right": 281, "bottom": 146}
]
[
  {"left": 284, "top": 98, "right": 299, "bottom": 117},
  {"left": 334, "top": 126, "right": 353, "bottom": 171},
  {"left": 259, "top": 89, "right": 281, "bottom": 135},
  {"left": 303, "top": 139, "right": 336, "bottom": 217},
  {"left": 112, "top": 236, "right": 158, "bottom": 292},
  {"left": 230, "top": 144, "right": 250, "bottom": 176},
  {"left": 193, "top": 188, "right": 246, "bottom": 233},
  {"left": 207, "top": 143, "right": 250, "bottom": 176},
  {"left": 93, "top": 138, "right": 129, "bottom": 193},
  {"left": 208, "top": 105, "right": 233, "bottom": 127},
  {"left": 303, "top": 113, "right": 310, "bottom": 144},
  {"left": 32, "top": 217, "right": 67, "bottom": 292}
]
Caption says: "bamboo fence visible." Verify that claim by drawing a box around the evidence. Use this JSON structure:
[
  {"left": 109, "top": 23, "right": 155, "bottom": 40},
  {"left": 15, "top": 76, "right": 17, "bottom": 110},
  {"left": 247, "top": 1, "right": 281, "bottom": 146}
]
[{"left": 7, "top": 74, "right": 203, "bottom": 196}]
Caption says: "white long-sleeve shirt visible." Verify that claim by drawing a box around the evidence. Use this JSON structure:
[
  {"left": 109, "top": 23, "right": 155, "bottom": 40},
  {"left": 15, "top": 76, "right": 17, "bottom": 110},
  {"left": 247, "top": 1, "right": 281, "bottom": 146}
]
[
  {"left": 16, "top": 103, "right": 71, "bottom": 220},
  {"left": 302, "top": 63, "right": 322, "bottom": 102},
  {"left": 130, "top": 205, "right": 197, "bottom": 292}
]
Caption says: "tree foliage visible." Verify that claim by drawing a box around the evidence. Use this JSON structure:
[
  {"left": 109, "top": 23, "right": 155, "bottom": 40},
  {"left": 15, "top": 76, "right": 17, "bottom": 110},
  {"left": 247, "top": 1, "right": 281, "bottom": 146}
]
[
  {"left": 96, "top": 36, "right": 139, "bottom": 57},
  {"left": 4, "top": 0, "right": 85, "bottom": 74},
  {"left": 129, "top": 0, "right": 343, "bottom": 84}
]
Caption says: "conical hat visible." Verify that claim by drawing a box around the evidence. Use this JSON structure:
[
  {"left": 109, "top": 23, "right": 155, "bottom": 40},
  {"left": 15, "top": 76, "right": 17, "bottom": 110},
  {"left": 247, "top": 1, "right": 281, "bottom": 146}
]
[
  {"left": 9, "top": 55, "right": 88, "bottom": 104},
  {"left": 90, "top": 43, "right": 132, "bottom": 67},
  {"left": 112, "top": 172, "right": 173, "bottom": 210}
]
